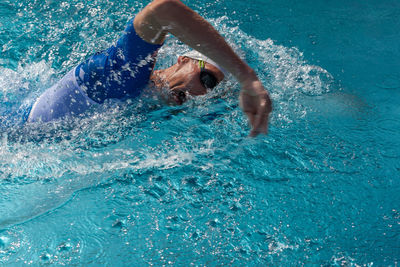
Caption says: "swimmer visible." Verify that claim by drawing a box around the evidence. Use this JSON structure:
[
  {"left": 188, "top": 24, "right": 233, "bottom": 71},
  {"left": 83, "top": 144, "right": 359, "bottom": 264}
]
[{"left": 28, "top": 0, "right": 272, "bottom": 136}]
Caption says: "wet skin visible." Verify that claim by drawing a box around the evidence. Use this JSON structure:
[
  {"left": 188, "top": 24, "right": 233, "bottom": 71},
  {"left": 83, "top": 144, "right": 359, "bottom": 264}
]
[{"left": 150, "top": 56, "right": 225, "bottom": 105}]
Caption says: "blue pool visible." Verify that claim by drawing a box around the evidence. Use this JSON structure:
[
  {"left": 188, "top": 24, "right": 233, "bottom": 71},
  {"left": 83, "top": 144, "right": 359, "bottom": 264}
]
[{"left": 1, "top": 0, "right": 399, "bottom": 265}]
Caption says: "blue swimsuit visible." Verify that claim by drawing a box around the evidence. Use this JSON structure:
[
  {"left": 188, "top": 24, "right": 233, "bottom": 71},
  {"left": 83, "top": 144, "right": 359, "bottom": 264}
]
[{"left": 28, "top": 18, "right": 162, "bottom": 123}]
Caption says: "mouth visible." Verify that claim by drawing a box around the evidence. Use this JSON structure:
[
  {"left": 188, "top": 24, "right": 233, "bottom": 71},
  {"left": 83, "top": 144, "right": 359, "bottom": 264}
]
[
  {"left": 149, "top": 74, "right": 186, "bottom": 105},
  {"left": 153, "top": 85, "right": 184, "bottom": 106},
  {"left": 173, "top": 95, "right": 182, "bottom": 105},
  {"left": 170, "top": 89, "right": 186, "bottom": 105}
]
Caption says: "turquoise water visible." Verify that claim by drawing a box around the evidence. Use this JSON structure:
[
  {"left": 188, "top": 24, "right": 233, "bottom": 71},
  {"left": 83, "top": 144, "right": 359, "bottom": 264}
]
[{"left": 1, "top": 0, "right": 399, "bottom": 265}]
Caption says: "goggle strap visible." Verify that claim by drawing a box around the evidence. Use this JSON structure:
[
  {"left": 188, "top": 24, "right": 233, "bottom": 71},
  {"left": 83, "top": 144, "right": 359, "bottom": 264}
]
[{"left": 198, "top": 60, "right": 205, "bottom": 70}]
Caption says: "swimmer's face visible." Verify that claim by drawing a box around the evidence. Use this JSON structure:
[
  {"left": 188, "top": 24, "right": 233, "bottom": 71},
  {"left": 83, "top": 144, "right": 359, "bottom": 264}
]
[{"left": 151, "top": 56, "right": 224, "bottom": 105}]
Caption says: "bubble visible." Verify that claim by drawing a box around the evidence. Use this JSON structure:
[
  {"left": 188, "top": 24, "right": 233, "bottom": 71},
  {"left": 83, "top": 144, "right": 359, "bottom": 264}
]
[
  {"left": 112, "top": 219, "right": 126, "bottom": 229},
  {"left": 0, "top": 235, "right": 10, "bottom": 248},
  {"left": 40, "top": 252, "right": 52, "bottom": 261},
  {"left": 57, "top": 242, "right": 73, "bottom": 253}
]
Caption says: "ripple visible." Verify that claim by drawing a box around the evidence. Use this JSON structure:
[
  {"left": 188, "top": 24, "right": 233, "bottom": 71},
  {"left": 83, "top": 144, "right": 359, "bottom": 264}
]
[
  {"left": 0, "top": 0, "right": 398, "bottom": 265},
  {"left": 376, "top": 75, "right": 400, "bottom": 90}
]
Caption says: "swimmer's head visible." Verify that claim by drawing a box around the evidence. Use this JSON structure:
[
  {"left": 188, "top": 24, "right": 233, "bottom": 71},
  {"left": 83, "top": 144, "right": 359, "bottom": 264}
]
[{"left": 150, "top": 51, "right": 225, "bottom": 105}]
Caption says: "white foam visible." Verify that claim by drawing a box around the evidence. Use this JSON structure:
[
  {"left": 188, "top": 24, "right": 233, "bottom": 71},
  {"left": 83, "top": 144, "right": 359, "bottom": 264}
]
[{"left": 0, "top": 61, "right": 56, "bottom": 102}]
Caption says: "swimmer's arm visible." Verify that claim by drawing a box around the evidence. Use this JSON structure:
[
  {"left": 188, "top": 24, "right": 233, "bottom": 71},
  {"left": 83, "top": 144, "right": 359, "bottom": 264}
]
[{"left": 134, "top": 0, "right": 272, "bottom": 136}]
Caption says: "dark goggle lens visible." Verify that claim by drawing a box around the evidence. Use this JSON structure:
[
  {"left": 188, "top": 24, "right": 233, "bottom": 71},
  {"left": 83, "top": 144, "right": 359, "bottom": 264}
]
[{"left": 200, "top": 71, "right": 218, "bottom": 89}]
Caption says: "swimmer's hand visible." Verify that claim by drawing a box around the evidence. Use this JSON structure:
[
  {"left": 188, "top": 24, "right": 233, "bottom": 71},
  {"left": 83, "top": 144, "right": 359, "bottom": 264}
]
[
  {"left": 240, "top": 78, "right": 272, "bottom": 137},
  {"left": 135, "top": 0, "right": 272, "bottom": 136}
]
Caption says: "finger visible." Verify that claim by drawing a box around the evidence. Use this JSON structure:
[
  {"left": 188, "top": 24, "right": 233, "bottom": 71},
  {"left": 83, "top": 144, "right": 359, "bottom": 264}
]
[
  {"left": 257, "top": 107, "right": 270, "bottom": 133},
  {"left": 249, "top": 128, "right": 260, "bottom": 137},
  {"left": 245, "top": 112, "right": 256, "bottom": 128},
  {"left": 253, "top": 99, "right": 270, "bottom": 134},
  {"left": 257, "top": 114, "right": 270, "bottom": 134},
  {"left": 250, "top": 114, "right": 268, "bottom": 137}
]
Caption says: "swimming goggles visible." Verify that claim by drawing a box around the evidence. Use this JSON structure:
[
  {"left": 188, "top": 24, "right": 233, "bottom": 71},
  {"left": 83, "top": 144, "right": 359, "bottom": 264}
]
[
  {"left": 176, "top": 60, "right": 219, "bottom": 104},
  {"left": 198, "top": 60, "right": 218, "bottom": 89}
]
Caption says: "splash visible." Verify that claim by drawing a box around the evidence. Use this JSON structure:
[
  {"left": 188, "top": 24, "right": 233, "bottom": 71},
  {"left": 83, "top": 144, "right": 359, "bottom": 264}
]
[
  {"left": 0, "top": 62, "right": 56, "bottom": 127},
  {"left": 0, "top": 7, "right": 340, "bottom": 265},
  {"left": 0, "top": 14, "right": 336, "bottom": 228}
]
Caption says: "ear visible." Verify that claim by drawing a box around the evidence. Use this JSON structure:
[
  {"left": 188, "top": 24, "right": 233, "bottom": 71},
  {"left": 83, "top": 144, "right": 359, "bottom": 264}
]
[
  {"left": 177, "top": 56, "right": 185, "bottom": 64},
  {"left": 177, "top": 56, "right": 191, "bottom": 65}
]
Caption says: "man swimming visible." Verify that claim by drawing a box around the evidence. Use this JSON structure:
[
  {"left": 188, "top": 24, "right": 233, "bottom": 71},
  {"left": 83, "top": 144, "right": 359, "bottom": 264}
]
[{"left": 28, "top": 0, "right": 272, "bottom": 136}]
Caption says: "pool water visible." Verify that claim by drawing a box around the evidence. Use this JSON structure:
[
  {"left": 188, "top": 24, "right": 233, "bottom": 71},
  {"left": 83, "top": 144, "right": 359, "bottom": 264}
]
[{"left": 1, "top": 0, "right": 399, "bottom": 265}]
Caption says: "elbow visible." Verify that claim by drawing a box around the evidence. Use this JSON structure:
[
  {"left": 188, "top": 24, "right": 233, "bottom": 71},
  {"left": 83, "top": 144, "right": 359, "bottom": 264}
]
[
  {"left": 152, "top": 0, "right": 182, "bottom": 6},
  {"left": 151, "top": 0, "right": 186, "bottom": 19}
]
